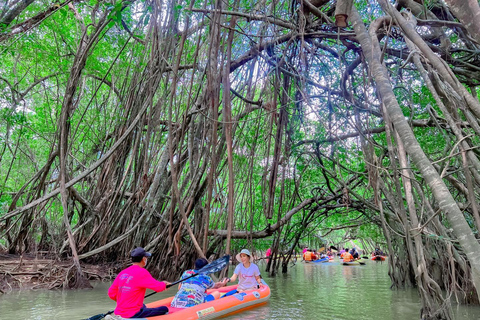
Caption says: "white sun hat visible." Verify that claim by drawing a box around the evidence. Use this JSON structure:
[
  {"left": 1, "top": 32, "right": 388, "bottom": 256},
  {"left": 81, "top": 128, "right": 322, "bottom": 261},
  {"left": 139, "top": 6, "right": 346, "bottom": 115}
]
[{"left": 236, "top": 249, "right": 253, "bottom": 263}]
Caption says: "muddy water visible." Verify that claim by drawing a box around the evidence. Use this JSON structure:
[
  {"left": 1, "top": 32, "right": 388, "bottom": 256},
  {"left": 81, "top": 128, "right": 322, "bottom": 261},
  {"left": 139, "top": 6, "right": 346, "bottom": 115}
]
[{"left": 1, "top": 259, "right": 480, "bottom": 319}]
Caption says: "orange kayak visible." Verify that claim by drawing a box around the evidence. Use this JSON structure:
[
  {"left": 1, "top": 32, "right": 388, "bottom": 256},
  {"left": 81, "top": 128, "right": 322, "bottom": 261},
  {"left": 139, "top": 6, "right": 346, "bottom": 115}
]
[{"left": 126, "top": 281, "right": 270, "bottom": 320}]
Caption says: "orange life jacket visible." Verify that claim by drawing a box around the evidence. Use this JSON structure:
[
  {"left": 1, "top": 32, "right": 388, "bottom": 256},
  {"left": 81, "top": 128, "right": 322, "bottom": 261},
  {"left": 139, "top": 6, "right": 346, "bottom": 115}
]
[
  {"left": 343, "top": 252, "right": 353, "bottom": 262},
  {"left": 304, "top": 251, "right": 313, "bottom": 261}
]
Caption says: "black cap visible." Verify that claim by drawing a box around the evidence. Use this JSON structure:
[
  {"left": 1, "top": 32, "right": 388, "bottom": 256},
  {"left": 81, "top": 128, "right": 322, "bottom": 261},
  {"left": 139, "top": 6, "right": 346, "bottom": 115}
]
[
  {"left": 131, "top": 247, "right": 152, "bottom": 258},
  {"left": 195, "top": 258, "right": 208, "bottom": 270}
]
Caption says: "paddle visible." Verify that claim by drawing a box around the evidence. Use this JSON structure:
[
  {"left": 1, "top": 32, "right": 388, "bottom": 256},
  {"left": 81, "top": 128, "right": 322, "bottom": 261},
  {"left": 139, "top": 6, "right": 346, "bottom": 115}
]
[{"left": 84, "top": 255, "right": 230, "bottom": 320}]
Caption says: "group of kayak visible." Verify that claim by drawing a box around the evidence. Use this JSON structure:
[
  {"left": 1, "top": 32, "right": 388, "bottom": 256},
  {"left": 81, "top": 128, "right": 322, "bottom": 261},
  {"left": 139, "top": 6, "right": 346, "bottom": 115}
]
[
  {"left": 89, "top": 246, "right": 387, "bottom": 320},
  {"left": 302, "top": 247, "right": 337, "bottom": 262},
  {"left": 302, "top": 247, "right": 387, "bottom": 266}
]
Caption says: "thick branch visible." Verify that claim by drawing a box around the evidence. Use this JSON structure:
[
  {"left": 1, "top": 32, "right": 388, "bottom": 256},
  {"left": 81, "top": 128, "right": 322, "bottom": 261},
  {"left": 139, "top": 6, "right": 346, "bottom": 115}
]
[
  {"left": 293, "top": 119, "right": 460, "bottom": 146},
  {"left": 0, "top": 0, "right": 35, "bottom": 28},
  {"left": 209, "top": 197, "right": 316, "bottom": 238},
  {"left": 443, "top": 0, "right": 480, "bottom": 45},
  {"left": 0, "top": 1, "right": 72, "bottom": 42},
  {"left": 190, "top": 9, "right": 295, "bottom": 30}
]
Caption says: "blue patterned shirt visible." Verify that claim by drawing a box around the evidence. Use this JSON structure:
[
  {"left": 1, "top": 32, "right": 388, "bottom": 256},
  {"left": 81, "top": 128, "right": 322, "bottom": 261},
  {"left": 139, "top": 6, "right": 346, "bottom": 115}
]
[{"left": 170, "top": 270, "right": 215, "bottom": 308}]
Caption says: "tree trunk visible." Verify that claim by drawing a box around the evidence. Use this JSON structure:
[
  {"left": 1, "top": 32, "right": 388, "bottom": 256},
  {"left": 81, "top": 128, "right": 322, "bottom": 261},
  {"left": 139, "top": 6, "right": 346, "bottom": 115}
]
[{"left": 351, "top": 2, "right": 480, "bottom": 302}]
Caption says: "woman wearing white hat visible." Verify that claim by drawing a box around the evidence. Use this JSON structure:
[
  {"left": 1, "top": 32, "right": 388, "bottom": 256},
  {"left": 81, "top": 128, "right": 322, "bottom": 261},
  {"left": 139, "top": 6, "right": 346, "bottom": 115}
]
[{"left": 224, "top": 249, "right": 263, "bottom": 293}]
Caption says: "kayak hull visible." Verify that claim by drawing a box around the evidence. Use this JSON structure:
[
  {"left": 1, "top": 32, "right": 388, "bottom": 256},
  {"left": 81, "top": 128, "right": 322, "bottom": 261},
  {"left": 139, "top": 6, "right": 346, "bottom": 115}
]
[
  {"left": 109, "top": 281, "right": 270, "bottom": 320},
  {"left": 371, "top": 255, "right": 386, "bottom": 261},
  {"left": 342, "top": 259, "right": 366, "bottom": 265}
]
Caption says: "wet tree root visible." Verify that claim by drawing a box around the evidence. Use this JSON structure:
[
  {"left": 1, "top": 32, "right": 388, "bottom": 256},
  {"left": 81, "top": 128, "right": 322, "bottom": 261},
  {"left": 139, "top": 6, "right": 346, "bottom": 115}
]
[{"left": 0, "top": 254, "right": 110, "bottom": 292}]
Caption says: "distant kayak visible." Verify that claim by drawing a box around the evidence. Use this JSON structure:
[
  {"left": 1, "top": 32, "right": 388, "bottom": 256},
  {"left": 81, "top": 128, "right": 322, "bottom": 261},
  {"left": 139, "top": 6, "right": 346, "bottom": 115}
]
[
  {"left": 371, "top": 255, "right": 386, "bottom": 261},
  {"left": 106, "top": 282, "right": 270, "bottom": 320},
  {"left": 312, "top": 257, "right": 330, "bottom": 263},
  {"left": 342, "top": 259, "right": 366, "bottom": 266}
]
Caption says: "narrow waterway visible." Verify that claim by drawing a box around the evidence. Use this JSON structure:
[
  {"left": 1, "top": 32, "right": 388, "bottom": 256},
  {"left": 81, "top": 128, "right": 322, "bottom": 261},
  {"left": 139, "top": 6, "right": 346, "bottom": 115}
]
[{"left": 2, "top": 259, "right": 480, "bottom": 319}]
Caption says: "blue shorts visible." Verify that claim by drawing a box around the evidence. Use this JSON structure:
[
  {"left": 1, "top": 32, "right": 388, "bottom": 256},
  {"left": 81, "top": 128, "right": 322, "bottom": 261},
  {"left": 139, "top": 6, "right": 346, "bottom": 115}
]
[
  {"left": 132, "top": 304, "right": 168, "bottom": 318},
  {"left": 204, "top": 294, "right": 215, "bottom": 302}
]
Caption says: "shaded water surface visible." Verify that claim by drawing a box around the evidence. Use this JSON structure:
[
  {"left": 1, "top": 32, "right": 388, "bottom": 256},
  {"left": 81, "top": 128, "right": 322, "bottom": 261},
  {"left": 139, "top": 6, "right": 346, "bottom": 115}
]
[{"left": 2, "top": 259, "right": 480, "bottom": 319}]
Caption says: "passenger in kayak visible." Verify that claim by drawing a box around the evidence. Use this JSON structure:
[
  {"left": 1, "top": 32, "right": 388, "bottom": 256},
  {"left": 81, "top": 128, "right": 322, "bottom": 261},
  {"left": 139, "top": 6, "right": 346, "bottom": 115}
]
[
  {"left": 350, "top": 248, "right": 359, "bottom": 260},
  {"left": 171, "top": 258, "right": 228, "bottom": 308},
  {"left": 373, "top": 248, "right": 384, "bottom": 256},
  {"left": 108, "top": 247, "right": 171, "bottom": 318},
  {"left": 266, "top": 248, "right": 271, "bottom": 263},
  {"left": 326, "top": 248, "right": 333, "bottom": 257},
  {"left": 225, "top": 249, "right": 263, "bottom": 293},
  {"left": 343, "top": 249, "right": 353, "bottom": 262},
  {"left": 303, "top": 249, "right": 312, "bottom": 261}
]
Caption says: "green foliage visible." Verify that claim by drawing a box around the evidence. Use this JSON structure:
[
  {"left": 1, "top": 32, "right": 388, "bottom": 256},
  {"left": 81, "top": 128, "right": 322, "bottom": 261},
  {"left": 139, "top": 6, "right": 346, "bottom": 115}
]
[{"left": 0, "top": 1, "right": 474, "bottom": 279}]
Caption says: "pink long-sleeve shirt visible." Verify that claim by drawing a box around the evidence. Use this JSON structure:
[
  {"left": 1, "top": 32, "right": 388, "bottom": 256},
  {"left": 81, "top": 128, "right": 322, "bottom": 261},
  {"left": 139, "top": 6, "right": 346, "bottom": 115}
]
[{"left": 108, "top": 265, "right": 167, "bottom": 318}]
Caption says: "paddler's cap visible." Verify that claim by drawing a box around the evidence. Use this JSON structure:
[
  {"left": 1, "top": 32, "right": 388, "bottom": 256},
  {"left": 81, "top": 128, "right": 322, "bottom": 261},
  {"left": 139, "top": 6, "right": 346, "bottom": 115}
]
[
  {"left": 195, "top": 258, "right": 208, "bottom": 270},
  {"left": 236, "top": 249, "right": 253, "bottom": 263},
  {"left": 131, "top": 247, "right": 152, "bottom": 258}
]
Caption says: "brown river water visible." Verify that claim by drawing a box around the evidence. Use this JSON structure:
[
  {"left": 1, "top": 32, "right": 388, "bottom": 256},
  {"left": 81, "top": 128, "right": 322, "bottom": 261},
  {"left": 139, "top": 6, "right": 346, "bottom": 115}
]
[{"left": 1, "top": 259, "right": 480, "bottom": 319}]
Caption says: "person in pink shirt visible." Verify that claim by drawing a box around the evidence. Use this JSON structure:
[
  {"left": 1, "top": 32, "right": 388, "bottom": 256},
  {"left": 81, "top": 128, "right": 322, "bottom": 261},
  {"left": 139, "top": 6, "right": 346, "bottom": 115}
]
[
  {"left": 108, "top": 247, "right": 171, "bottom": 318},
  {"left": 265, "top": 248, "right": 271, "bottom": 263}
]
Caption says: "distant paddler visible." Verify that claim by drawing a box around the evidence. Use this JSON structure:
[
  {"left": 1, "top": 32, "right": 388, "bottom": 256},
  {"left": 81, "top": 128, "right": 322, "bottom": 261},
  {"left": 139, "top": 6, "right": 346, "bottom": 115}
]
[
  {"left": 303, "top": 249, "right": 317, "bottom": 262},
  {"left": 350, "top": 248, "right": 359, "bottom": 260},
  {"left": 342, "top": 249, "right": 353, "bottom": 263}
]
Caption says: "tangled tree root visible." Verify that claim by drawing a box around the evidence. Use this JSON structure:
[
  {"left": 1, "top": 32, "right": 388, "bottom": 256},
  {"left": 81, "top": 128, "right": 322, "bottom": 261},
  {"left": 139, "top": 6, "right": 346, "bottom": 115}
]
[{"left": 0, "top": 254, "right": 109, "bottom": 292}]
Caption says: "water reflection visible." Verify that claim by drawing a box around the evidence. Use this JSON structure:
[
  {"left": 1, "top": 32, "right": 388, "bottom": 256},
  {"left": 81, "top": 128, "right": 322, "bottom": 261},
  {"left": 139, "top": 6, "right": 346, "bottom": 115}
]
[{"left": 2, "top": 260, "right": 480, "bottom": 319}]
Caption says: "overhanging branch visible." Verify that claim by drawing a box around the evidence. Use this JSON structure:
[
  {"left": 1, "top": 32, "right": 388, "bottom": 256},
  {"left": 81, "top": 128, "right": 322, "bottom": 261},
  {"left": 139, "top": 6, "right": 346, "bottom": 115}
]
[{"left": 209, "top": 197, "right": 317, "bottom": 239}]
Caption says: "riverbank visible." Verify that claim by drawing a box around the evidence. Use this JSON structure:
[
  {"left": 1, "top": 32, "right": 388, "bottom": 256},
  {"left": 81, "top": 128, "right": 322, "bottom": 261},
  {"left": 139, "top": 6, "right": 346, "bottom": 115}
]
[{"left": 0, "top": 253, "right": 116, "bottom": 293}]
